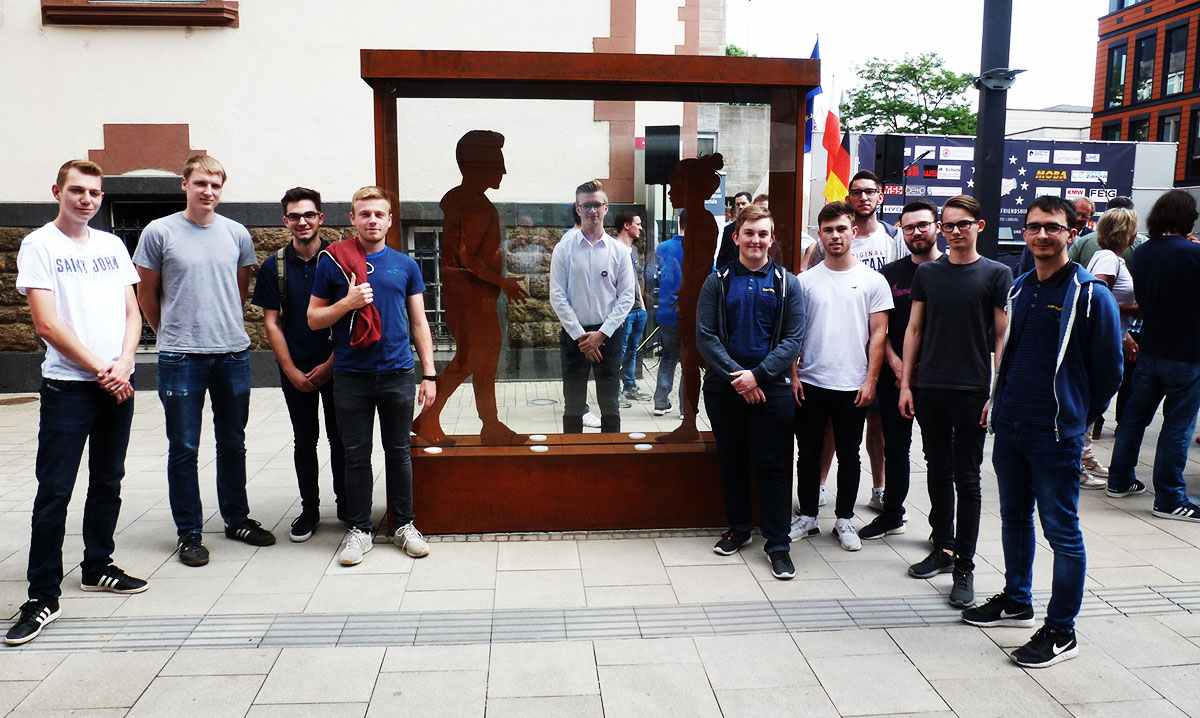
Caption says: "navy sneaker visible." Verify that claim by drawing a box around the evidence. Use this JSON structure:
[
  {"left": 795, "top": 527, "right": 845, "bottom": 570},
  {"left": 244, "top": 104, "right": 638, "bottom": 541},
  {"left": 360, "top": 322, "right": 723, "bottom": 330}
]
[
  {"left": 1153, "top": 500, "right": 1200, "bottom": 522},
  {"left": 1106, "top": 478, "right": 1147, "bottom": 498}
]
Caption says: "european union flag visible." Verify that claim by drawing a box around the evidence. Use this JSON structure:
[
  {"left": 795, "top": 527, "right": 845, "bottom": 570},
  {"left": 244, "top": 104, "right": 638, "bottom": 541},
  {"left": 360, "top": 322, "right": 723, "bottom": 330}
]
[{"left": 804, "top": 38, "right": 822, "bottom": 154}]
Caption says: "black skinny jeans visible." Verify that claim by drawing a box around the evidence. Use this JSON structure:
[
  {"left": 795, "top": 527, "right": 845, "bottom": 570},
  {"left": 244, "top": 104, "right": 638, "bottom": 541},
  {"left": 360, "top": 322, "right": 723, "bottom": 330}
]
[
  {"left": 877, "top": 369, "right": 914, "bottom": 523},
  {"left": 279, "top": 367, "right": 345, "bottom": 520},
  {"left": 795, "top": 383, "right": 867, "bottom": 519}
]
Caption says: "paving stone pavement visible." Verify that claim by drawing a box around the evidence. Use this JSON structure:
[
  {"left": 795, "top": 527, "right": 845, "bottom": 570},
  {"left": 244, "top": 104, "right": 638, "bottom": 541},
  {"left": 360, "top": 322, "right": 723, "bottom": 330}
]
[{"left": 0, "top": 382, "right": 1199, "bottom": 716}]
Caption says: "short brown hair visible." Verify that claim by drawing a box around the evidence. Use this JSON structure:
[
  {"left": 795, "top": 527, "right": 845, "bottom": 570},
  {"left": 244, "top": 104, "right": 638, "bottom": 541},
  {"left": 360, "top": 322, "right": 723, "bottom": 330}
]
[
  {"left": 1096, "top": 208, "right": 1138, "bottom": 252},
  {"left": 351, "top": 185, "right": 391, "bottom": 212},
  {"left": 56, "top": 159, "right": 103, "bottom": 187},
  {"left": 817, "top": 201, "right": 854, "bottom": 226},
  {"left": 942, "top": 194, "right": 983, "bottom": 220},
  {"left": 753, "top": 193, "right": 769, "bottom": 204},
  {"left": 575, "top": 179, "right": 606, "bottom": 199},
  {"left": 736, "top": 204, "right": 773, "bottom": 234},
  {"left": 182, "top": 154, "right": 227, "bottom": 182}
]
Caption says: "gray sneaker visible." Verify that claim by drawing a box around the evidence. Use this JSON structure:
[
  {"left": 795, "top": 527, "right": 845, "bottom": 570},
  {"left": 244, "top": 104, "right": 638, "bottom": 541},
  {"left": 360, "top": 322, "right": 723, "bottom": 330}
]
[
  {"left": 788, "top": 514, "right": 820, "bottom": 540},
  {"left": 949, "top": 569, "right": 975, "bottom": 608},
  {"left": 833, "top": 518, "right": 862, "bottom": 552},
  {"left": 395, "top": 522, "right": 430, "bottom": 557},
  {"left": 339, "top": 528, "right": 372, "bottom": 566},
  {"left": 868, "top": 487, "right": 885, "bottom": 511}
]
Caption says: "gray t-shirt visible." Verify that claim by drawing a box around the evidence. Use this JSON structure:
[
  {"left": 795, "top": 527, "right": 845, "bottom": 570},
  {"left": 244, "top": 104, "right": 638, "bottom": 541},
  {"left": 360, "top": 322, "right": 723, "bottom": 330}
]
[
  {"left": 133, "top": 211, "right": 256, "bottom": 353},
  {"left": 910, "top": 255, "right": 1012, "bottom": 392}
]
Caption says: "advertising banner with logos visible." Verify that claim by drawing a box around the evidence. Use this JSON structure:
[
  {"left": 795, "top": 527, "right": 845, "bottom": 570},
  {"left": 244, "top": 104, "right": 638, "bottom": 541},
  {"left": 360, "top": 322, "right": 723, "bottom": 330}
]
[{"left": 858, "top": 135, "right": 1136, "bottom": 243}]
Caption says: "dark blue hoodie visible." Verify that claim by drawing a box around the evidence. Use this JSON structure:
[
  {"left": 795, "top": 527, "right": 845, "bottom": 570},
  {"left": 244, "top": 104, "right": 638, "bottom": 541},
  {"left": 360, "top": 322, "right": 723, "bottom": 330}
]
[{"left": 990, "top": 262, "right": 1123, "bottom": 439}]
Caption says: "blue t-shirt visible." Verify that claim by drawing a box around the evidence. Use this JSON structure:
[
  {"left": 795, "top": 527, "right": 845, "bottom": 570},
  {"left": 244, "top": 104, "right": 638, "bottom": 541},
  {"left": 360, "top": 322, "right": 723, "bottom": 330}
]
[
  {"left": 996, "top": 263, "right": 1071, "bottom": 427},
  {"left": 250, "top": 245, "right": 333, "bottom": 372},
  {"left": 310, "top": 247, "right": 426, "bottom": 373},
  {"left": 656, "top": 235, "right": 683, "bottom": 326},
  {"left": 725, "top": 261, "right": 778, "bottom": 370}
]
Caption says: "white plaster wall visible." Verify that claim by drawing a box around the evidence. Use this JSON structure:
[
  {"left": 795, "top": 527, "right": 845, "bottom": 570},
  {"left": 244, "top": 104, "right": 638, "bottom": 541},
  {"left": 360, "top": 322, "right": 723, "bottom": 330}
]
[
  {"left": 634, "top": 0, "right": 686, "bottom": 137},
  {"left": 0, "top": 0, "right": 619, "bottom": 203}
]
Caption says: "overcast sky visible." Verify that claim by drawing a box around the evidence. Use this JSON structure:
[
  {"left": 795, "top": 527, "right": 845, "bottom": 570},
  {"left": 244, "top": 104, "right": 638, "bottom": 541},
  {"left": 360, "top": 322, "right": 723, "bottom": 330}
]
[{"left": 725, "top": 0, "right": 1108, "bottom": 112}]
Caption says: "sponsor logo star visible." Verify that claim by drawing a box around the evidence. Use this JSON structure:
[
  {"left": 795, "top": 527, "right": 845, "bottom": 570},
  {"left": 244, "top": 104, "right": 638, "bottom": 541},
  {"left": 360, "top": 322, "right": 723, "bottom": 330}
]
[
  {"left": 1009, "top": 156, "right": 1018, "bottom": 164},
  {"left": 1018, "top": 167, "right": 1027, "bottom": 176},
  {"left": 1015, "top": 196, "right": 1025, "bottom": 205},
  {"left": 1020, "top": 182, "right": 1029, "bottom": 191}
]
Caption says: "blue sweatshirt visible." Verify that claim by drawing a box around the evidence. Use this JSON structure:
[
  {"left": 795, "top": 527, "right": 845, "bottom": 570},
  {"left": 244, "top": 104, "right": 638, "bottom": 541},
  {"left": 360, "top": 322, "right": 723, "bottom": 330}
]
[{"left": 991, "top": 262, "right": 1123, "bottom": 439}]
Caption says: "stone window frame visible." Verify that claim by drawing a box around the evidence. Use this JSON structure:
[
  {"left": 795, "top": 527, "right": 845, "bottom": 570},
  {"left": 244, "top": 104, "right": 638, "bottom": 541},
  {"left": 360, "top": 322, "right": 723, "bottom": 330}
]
[{"left": 41, "top": 0, "right": 239, "bottom": 28}]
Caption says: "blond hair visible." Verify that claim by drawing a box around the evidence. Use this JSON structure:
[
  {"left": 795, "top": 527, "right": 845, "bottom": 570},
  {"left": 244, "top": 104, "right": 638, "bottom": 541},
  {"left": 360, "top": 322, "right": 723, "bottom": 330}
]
[
  {"left": 1096, "top": 207, "right": 1138, "bottom": 252},
  {"left": 56, "top": 159, "right": 103, "bottom": 187},
  {"left": 182, "top": 154, "right": 227, "bottom": 182},
  {"left": 351, "top": 185, "right": 392, "bottom": 212}
]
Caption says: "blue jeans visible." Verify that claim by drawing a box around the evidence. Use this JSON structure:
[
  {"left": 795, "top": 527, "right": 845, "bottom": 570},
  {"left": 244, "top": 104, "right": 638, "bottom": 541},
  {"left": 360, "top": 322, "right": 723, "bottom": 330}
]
[
  {"left": 158, "top": 350, "right": 252, "bottom": 534},
  {"left": 992, "top": 418, "right": 1086, "bottom": 632},
  {"left": 653, "top": 323, "right": 681, "bottom": 411},
  {"left": 28, "top": 379, "right": 133, "bottom": 600},
  {"left": 621, "top": 308, "right": 647, "bottom": 392},
  {"left": 332, "top": 370, "right": 416, "bottom": 532},
  {"left": 1108, "top": 353, "right": 1200, "bottom": 509}
]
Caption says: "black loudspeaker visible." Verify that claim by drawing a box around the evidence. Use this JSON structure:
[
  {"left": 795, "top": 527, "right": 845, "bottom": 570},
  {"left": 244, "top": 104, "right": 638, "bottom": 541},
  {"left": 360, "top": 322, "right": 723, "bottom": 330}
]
[
  {"left": 875, "top": 134, "right": 906, "bottom": 184},
  {"left": 645, "top": 125, "right": 681, "bottom": 186}
]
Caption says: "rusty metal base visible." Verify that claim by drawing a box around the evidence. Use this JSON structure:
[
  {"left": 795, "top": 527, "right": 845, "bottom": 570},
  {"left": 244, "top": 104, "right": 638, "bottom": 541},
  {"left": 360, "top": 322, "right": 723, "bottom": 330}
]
[{"left": 391, "top": 432, "right": 723, "bottom": 535}]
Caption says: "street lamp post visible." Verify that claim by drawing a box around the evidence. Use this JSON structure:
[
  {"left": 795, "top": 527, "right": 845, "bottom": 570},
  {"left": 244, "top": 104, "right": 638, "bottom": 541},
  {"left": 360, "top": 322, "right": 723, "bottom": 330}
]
[{"left": 972, "top": 0, "right": 1016, "bottom": 259}]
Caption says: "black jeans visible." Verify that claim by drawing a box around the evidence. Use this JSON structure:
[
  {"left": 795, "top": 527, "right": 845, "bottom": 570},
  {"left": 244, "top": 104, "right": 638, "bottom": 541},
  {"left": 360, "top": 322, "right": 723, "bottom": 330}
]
[
  {"left": 332, "top": 370, "right": 415, "bottom": 532},
  {"left": 915, "top": 387, "right": 988, "bottom": 572},
  {"left": 279, "top": 367, "right": 345, "bottom": 520},
  {"left": 560, "top": 325, "right": 626, "bottom": 433},
  {"left": 877, "top": 370, "right": 914, "bottom": 523},
  {"left": 1115, "top": 330, "right": 1139, "bottom": 424},
  {"left": 795, "top": 383, "right": 866, "bottom": 519},
  {"left": 28, "top": 379, "right": 133, "bottom": 600},
  {"left": 706, "top": 388, "right": 794, "bottom": 553}
]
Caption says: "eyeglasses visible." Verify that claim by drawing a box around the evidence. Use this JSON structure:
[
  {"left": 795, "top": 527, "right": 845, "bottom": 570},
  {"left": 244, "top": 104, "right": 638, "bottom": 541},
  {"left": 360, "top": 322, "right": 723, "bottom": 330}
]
[
  {"left": 285, "top": 211, "right": 320, "bottom": 222},
  {"left": 901, "top": 221, "right": 934, "bottom": 235},
  {"left": 1023, "top": 222, "right": 1071, "bottom": 236},
  {"left": 940, "top": 219, "right": 979, "bottom": 233},
  {"left": 578, "top": 202, "right": 608, "bottom": 212},
  {"left": 848, "top": 188, "right": 880, "bottom": 198}
]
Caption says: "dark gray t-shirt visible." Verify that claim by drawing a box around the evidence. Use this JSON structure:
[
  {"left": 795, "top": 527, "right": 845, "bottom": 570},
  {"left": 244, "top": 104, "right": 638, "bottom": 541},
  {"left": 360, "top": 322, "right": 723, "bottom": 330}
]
[
  {"left": 910, "top": 255, "right": 1012, "bottom": 392},
  {"left": 133, "top": 211, "right": 257, "bottom": 353}
]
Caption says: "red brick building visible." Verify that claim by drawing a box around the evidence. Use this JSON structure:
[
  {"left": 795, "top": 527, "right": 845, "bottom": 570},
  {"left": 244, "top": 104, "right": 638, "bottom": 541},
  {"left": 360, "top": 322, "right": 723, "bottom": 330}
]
[{"left": 1092, "top": 0, "right": 1195, "bottom": 185}]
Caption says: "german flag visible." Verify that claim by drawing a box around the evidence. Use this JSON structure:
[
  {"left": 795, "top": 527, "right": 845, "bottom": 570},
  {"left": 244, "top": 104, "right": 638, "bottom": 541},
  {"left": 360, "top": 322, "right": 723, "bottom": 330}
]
[{"left": 823, "top": 88, "right": 851, "bottom": 204}]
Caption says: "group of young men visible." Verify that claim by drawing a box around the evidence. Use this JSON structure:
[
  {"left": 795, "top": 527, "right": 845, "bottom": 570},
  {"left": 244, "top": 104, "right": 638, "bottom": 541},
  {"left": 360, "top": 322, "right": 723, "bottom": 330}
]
[
  {"left": 705, "top": 170, "right": 1128, "bottom": 668},
  {"left": 8, "top": 156, "right": 435, "bottom": 645}
]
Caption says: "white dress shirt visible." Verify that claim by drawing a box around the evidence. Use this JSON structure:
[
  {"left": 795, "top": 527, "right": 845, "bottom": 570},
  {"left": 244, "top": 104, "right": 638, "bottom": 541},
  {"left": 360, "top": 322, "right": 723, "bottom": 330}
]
[{"left": 549, "top": 230, "right": 635, "bottom": 340}]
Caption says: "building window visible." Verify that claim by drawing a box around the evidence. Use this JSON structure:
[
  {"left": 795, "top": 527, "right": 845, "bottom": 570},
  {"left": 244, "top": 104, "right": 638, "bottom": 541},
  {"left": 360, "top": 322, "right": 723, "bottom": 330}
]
[
  {"left": 1107, "top": 44, "right": 1127, "bottom": 108},
  {"left": 1116, "top": 0, "right": 1148, "bottom": 7},
  {"left": 1102, "top": 122, "right": 1122, "bottom": 141},
  {"left": 1189, "top": 110, "right": 1200, "bottom": 178},
  {"left": 1161, "top": 113, "right": 1181, "bottom": 143},
  {"left": 1134, "top": 35, "right": 1156, "bottom": 102},
  {"left": 1165, "top": 26, "right": 1187, "bottom": 95},
  {"left": 697, "top": 132, "right": 718, "bottom": 157},
  {"left": 1130, "top": 118, "right": 1150, "bottom": 142},
  {"left": 41, "top": 0, "right": 239, "bottom": 27},
  {"left": 409, "top": 227, "right": 450, "bottom": 347}
]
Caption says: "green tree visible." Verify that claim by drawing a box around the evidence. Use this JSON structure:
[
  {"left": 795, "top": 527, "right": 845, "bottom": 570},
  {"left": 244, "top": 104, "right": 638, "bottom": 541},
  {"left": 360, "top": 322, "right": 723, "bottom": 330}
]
[
  {"left": 841, "top": 53, "right": 976, "bottom": 135},
  {"left": 725, "top": 44, "right": 755, "bottom": 58}
]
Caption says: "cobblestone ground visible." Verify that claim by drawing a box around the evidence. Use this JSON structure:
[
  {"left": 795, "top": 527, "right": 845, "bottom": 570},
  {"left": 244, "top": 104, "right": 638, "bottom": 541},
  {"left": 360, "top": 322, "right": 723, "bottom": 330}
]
[{"left": 0, "top": 379, "right": 1198, "bottom": 717}]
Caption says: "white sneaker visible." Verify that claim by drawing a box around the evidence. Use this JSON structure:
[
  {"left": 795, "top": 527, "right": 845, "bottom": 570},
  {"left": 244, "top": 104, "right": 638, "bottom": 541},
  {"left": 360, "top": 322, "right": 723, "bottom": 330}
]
[
  {"left": 869, "top": 487, "right": 885, "bottom": 511},
  {"left": 395, "top": 522, "right": 430, "bottom": 557},
  {"left": 339, "top": 528, "right": 372, "bottom": 565},
  {"left": 1081, "top": 455, "right": 1109, "bottom": 478},
  {"left": 818, "top": 485, "right": 828, "bottom": 507},
  {"left": 834, "top": 518, "right": 862, "bottom": 552},
  {"left": 789, "top": 514, "right": 820, "bottom": 540},
  {"left": 582, "top": 412, "right": 602, "bottom": 428}
]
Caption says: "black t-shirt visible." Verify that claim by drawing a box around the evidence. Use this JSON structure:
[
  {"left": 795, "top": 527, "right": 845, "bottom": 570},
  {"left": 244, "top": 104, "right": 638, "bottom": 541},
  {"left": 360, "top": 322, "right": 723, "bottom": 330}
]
[
  {"left": 1131, "top": 236, "right": 1200, "bottom": 362},
  {"left": 880, "top": 256, "right": 919, "bottom": 357},
  {"left": 910, "top": 255, "right": 1012, "bottom": 392}
]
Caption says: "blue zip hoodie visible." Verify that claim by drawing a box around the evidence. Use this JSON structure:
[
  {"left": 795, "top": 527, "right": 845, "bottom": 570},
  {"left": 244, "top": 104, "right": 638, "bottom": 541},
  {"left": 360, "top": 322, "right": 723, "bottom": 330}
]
[{"left": 990, "top": 262, "right": 1123, "bottom": 439}]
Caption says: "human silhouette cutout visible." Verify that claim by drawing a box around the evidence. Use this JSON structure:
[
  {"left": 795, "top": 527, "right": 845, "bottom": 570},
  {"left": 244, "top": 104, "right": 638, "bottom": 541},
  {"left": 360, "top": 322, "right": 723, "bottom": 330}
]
[
  {"left": 659, "top": 153, "right": 723, "bottom": 443},
  {"left": 411, "top": 130, "right": 529, "bottom": 446}
]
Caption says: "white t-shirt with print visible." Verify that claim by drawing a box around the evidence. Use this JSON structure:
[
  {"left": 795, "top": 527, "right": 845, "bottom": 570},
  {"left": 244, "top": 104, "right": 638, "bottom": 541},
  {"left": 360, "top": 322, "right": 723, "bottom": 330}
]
[
  {"left": 16, "top": 223, "right": 140, "bottom": 381},
  {"left": 848, "top": 224, "right": 905, "bottom": 272},
  {"left": 1087, "top": 248, "right": 1135, "bottom": 334},
  {"left": 797, "top": 261, "right": 894, "bottom": 391}
]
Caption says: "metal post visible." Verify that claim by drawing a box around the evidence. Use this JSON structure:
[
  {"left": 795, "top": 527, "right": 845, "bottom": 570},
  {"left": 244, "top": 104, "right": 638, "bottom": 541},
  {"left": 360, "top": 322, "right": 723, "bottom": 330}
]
[{"left": 973, "top": 0, "right": 1013, "bottom": 259}]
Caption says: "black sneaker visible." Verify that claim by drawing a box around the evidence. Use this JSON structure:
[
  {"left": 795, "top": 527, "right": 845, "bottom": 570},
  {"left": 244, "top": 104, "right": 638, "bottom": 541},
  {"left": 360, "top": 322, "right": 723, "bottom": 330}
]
[
  {"left": 769, "top": 551, "right": 795, "bottom": 580},
  {"left": 948, "top": 569, "right": 974, "bottom": 608},
  {"left": 1153, "top": 500, "right": 1200, "bottom": 522},
  {"left": 961, "top": 593, "right": 1036, "bottom": 628},
  {"left": 289, "top": 513, "right": 319, "bottom": 543},
  {"left": 858, "top": 515, "right": 906, "bottom": 541},
  {"left": 178, "top": 531, "right": 209, "bottom": 567},
  {"left": 225, "top": 518, "right": 277, "bottom": 546},
  {"left": 908, "top": 549, "right": 954, "bottom": 578},
  {"left": 1106, "top": 478, "right": 1147, "bottom": 498},
  {"left": 1010, "top": 625, "right": 1079, "bottom": 668},
  {"left": 713, "top": 529, "right": 752, "bottom": 555},
  {"left": 5, "top": 599, "right": 60, "bottom": 646},
  {"left": 81, "top": 564, "right": 148, "bottom": 594}
]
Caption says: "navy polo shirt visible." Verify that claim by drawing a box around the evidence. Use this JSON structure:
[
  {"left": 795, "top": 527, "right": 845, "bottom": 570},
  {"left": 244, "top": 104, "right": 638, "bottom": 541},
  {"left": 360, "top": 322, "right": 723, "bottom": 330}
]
[
  {"left": 725, "top": 260, "right": 778, "bottom": 370},
  {"left": 996, "top": 262, "right": 1072, "bottom": 427},
  {"left": 250, "top": 243, "right": 333, "bottom": 372}
]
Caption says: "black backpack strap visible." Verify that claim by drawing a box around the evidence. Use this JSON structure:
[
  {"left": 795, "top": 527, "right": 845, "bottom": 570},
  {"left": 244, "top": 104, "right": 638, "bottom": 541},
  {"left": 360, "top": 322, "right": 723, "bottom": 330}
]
[{"left": 275, "top": 246, "right": 288, "bottom": 318}]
